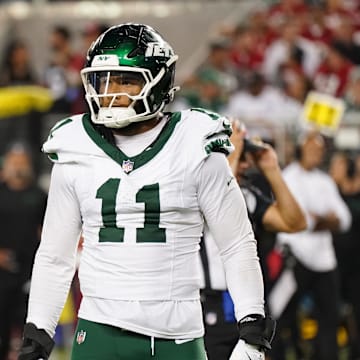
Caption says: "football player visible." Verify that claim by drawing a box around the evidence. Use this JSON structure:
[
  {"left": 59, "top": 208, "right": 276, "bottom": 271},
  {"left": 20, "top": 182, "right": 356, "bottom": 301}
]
[{"left": 18, "top": 23, "right": 275, "bottom": 360}]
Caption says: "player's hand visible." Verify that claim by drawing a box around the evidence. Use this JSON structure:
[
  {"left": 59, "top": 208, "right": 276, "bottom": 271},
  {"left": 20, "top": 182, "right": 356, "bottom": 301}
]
[
  {"left": 229, "top": 339, "right": 265, "bottom": 360},
  {"left": 18, "top": 323, "right": 54, "bottom": 360}
]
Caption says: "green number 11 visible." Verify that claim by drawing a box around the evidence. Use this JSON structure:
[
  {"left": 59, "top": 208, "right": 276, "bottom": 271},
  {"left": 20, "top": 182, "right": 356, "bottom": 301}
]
[{"left": 96, "top": 179, "right": 166, "bottom": 243}]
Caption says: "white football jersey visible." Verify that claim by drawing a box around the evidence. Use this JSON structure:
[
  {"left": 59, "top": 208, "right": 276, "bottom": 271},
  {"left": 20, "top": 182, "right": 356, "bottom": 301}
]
[
  {"left": 28, "top": 108, "right": 264, "bottom": 338},
  {"left": 43, "top": 109, "right": 232, "bottom": 301}
]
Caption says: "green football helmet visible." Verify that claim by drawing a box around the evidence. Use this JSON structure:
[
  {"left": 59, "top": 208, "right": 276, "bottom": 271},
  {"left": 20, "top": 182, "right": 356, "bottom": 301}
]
[{"left": 81, "top": 23, "right": 179, "bottom": 128}]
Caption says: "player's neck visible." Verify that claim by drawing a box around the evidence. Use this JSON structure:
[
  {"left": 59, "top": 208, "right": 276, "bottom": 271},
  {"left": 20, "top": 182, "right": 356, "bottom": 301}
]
[{"left": 112, "top": 117, "right": 161, "bottom": 136}]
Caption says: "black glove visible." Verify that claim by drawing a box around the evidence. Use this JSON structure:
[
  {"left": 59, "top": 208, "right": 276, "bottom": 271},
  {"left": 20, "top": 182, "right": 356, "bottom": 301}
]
[
  {"left": 238, "top": 314, "right": 276, "bottom": 351},
  {"left": 18, "top": 323, "right": 55, "bottom": 360}
]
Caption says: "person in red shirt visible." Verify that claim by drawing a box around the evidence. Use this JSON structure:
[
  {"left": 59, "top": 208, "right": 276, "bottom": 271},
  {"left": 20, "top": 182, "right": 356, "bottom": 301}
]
[
  {"left": 266, "top": 0, "right": 309, "bottom": 37},
  {"left": 230, "top": 24, "right": 265, "bottom": 73},
  {"left": 313, "top": 42, "right": 355, "bottom": 97}
]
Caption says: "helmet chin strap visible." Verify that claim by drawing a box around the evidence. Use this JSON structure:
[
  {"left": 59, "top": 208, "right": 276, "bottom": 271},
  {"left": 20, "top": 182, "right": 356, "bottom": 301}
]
[{"left": 98, "top": 107, "right": 137, "bottom": 128}]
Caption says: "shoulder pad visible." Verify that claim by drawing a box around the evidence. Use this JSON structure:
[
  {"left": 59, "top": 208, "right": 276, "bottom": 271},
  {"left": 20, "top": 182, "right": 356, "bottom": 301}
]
[
  {"left": 42, "top": 114, "right": 104, "bottom": 163},
  {"left": 189, "top": 108, "right": 233, "bottom": 156}
]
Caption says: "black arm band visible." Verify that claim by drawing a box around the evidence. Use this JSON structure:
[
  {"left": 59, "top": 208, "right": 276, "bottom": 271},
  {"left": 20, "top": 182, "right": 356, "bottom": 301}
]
[
  {"left": 238, "top": 314, "right": 276, "bottom": 350},
  {"left": 23, "top": 323, "right": 55, "bottom": 356}
]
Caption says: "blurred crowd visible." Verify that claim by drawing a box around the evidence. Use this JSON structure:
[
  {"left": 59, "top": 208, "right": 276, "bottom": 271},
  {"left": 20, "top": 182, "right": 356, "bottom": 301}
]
[
  {"left": 174, "top": 0, "right": 360, "bottom": 119},
  {"left": 1, "top": 0, "right": 360, "bottom": 359}
]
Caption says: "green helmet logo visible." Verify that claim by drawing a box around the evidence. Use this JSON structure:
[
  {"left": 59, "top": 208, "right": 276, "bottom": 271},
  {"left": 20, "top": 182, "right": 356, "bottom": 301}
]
[{"left": 81, "top": 23, "right": 179, "bottom": 128}]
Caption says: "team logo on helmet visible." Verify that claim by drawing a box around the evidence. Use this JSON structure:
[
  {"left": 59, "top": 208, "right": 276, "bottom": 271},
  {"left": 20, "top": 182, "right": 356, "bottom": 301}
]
[
  {"left": 76, "top": 330, "right": 87, "bottom": 344},
  {"left": 145, "top": 42, "right": 173, "bottom": 57},
  {"left": 91, "top": 54, "right": 118, "bottom": 66}
]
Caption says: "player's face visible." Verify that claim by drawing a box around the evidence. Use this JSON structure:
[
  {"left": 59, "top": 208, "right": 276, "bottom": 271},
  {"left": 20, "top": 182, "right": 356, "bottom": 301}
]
[{"left": 98, "top": 72, "right": 145, "bottom": 107}]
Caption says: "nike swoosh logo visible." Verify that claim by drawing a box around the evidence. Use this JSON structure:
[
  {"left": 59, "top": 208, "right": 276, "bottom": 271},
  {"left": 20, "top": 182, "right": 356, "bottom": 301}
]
[
  {"left": 175, "top": 339, "right": 194, "bottom": 345},
  {"left": 227, "top": 177, "right": 234, "bottom": 186}
]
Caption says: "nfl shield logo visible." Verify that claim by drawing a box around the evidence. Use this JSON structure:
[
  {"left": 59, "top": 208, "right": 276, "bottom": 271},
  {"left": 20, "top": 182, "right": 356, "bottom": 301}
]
[
  {"left": 76, "top": 330, "right": 86, "bottom": 344},
  {"left": 122, "top": 159, "right": 134, "bottom": 173}
]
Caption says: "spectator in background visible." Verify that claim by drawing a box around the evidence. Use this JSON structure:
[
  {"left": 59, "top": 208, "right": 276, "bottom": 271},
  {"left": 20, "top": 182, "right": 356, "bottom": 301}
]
[
  {"left": 275, "top": 38, "right": 314, "bottom": 105},
  {"left": 329, "top": 151, "right": 360, "bottom": 360},
  {"left": 301, "top": 4, "right": 333, "bottom": 45},
  {"left": 229, "top": 23, "right": 265, "bottom": 77},
  {"left": 200, "top": 123, "right": 306, "bottom": 360},
  {"left": 171, "top": 68, "right": 228, "bottom": 113},
  {"left": 175, "top": 38, "right": 238, "bottom": 108},
  {"left": 0, "top": 39, "right": 38, "bottom": 86},
  {"left": 43, "top": 25, "right": 84, "bottom": 114},
  {"left": 330, "top": 15, "right": 360, "bottom": 65},
  {"left": 280, "top": 69, "right": 312, "bottom": 104},
  {"left": 224, "top": 71, "right": 302, "bottom": 134},
  {"left": 313, "top": 42, "right": 355, "bottom": 97},
  {"left": 0, "top": 143, "right": 47, "bottom": 360},
  {"left": 262, "top": 16, "right": 322, "bottom": 85},
  {"left": 81, "top": 22, "right": 109, "bottom": 56},
  {"left": 272, "top": 131, "right": 352, "bottom": 360},
  {"left": 266, "top": 0, "right": 309, "bottom": 36},
  {"left": 197, "top": 38, "right": 238, "bottom": 95},
  {"left": 343, "top": 66, "right": 360, "bottom": 111},
  {"left": 246, "top": 10, "right": 277, "bottom": 49},
  {"left": 323, "top": 0, "right": 360, "bottom": 38}
]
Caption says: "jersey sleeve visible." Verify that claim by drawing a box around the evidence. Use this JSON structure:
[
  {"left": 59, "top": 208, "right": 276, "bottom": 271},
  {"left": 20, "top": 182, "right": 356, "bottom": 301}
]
[
  {"left": 26, "top": 163, "right": 82, "bottom": 336},
  {"left": 197, "top": 152, "right": 265, "bottom": 321}
]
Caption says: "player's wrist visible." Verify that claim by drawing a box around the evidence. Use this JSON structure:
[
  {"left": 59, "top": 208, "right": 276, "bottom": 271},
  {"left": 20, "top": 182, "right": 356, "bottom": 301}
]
[
  {"left": 237, "top": 314, "right": 276, "bottom": 351},
  {"left": 19, "top": 323, "right": 54, "bottom": 360}
]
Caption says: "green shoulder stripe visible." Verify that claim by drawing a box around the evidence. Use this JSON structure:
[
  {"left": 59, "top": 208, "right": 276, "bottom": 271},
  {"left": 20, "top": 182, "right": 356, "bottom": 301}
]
[
  {"left": 48, "top": 118, "right": 73, "bottom": 139},
  {"left": 190, "top": 107, "right": 221, "bottom": 120}
]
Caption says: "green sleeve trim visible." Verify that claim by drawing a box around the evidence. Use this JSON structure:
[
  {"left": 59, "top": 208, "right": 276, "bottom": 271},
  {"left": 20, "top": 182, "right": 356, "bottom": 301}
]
[
  {"left": 204, "top": 138, "right": 232, "bottom": 155},
  {"left": 48, "top": 153, "right": 58, "bottom": 161}
]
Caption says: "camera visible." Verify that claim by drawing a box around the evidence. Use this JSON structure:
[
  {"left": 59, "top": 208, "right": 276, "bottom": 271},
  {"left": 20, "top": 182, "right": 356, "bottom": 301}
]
[{"left": 243, "top": 138, "right": 267, "bottom": 153}]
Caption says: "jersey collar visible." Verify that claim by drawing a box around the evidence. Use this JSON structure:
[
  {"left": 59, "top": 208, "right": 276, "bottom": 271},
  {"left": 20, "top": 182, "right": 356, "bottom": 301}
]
[{"left": 82, "top": 112, "right": 181, "bottom": 173}]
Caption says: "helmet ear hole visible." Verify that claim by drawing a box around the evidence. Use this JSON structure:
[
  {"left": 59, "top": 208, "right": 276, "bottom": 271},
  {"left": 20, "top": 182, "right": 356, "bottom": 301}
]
[{"left": 134, "top": 101, "right": 146, "bottom": 114}]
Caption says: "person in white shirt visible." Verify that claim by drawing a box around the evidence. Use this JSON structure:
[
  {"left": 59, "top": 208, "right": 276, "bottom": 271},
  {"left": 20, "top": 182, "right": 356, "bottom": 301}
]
[
  {"left": 262, "top": 16, "right": 322, "bottom": 84},
  {"left": 18, "top": 23, "right": 275, "bottom": 360},
  {"left": 224, "top": 72, "right": 302, "bottom": 134},
  {"left": 271, "top": 131, "right": 351, "bottom": 360}
]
